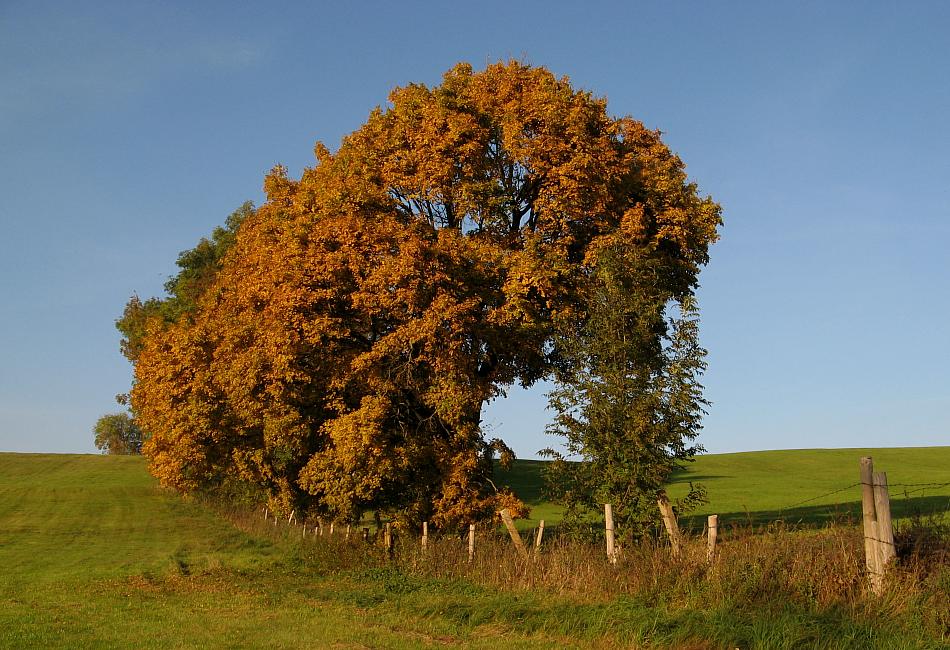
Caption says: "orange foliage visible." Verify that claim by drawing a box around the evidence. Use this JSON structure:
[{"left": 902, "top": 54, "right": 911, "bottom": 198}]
[{"left": 131, "top": 61, "right": 720, "bottom": 529}]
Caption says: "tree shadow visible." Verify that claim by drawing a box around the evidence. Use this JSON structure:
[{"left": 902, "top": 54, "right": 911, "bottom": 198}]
[{"left": 667, "top": 474, "right": 732, "bottom": 484}]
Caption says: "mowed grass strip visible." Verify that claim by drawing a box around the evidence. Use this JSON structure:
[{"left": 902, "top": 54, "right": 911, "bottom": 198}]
[
  {"left": 669, "top": 447, "right": 950, "bottom": 526},
  {"left": 0, "top": 453, "right": 277, "bottom": 585}
]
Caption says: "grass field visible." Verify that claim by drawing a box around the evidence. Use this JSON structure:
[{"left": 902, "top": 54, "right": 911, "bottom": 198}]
[
  {"left": 0, "top": 453, "right": 576, "bottom": 649},
  {"left": 497, "top": 446, "right": 950, "bottom": 530},
  {"left": 1, "top": 450, "right": 947, "bottom": 648}
]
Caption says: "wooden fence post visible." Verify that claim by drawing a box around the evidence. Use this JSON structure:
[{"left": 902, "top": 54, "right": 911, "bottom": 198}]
[
  {"left": 422, "top": 521, "right": 428, "bottom": 551},
  {"left": 345, "top": 524, "right": 351, "bottom": 540},
  {"left": 707, "top": 514, "right": 719, "bottom": 563},
  {"left": 384, "top": 523, "right": 393, "bottom": 558},
  {"left": 860, "top": 456, "right": 882, "bottom": 594},
  {"left": 362, "top": 527, "right": 369, "bottom": 542},
  {"left": 657, "top": 492, "right": 682, "bottom": 558},
  {"left": 872, "top": 471, "right": 896, "bottom": 571},
  {"left": 604, "top": 504, "right": 617, "bottom": 564},
  {"left": 468, "top": 523, "right": 476, "bottom": 562},
  {"left": 499, "top": 509, "right": 529, "bottom": 560},
  {"left": 534, "top": 520, "right": 545, "bottom": 553}
]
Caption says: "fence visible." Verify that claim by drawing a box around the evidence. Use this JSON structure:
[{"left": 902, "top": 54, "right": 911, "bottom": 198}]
[{"left": 259, "top": 456, "right": 948, "bottom": 598}]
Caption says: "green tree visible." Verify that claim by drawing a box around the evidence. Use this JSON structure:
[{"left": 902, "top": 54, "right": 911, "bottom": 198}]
[
  {"left": 543, "top": 236, "right": 709, "bottom": 541},
  {"left": 93, "top": 412, "right": 143, "bottom": 455}
]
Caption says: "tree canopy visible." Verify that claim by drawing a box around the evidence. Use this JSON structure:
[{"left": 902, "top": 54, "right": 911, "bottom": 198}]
[{"left": 124, "top": 62, "right": 720, "bottom": 530}]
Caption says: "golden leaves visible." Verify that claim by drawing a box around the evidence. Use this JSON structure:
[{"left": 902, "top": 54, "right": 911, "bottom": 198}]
[{"left": 131, "top": 60, "right": 719, "bottom": 527}]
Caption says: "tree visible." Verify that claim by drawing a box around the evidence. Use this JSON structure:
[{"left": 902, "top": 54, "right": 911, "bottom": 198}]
[
  {"left": 127, "top": 61, "right": 720, "bottom": 529},
  {"left": 93, "top": 412, "right": 143, "bottom": 455},
  {"left": 543, "top": 229, "right": 709, "bottom": 540}
]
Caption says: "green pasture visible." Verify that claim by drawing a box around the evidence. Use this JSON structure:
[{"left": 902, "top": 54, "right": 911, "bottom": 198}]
[
  {"left": 0, "top": 450, "right": 947, "bottom": 648},
  {"left": 0, "top": 454, "right": 564, "bottom": 648},
  {"left": 498, "top": 447, "right": 950, "bottom": 530},
  {"left": 668, "top": 447, "right": 950, "bottom": 528}
]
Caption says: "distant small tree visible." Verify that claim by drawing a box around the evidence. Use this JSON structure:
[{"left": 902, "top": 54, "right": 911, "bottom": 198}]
[{"left": 94, "top": 413, "right": 143, "bottom": 455}]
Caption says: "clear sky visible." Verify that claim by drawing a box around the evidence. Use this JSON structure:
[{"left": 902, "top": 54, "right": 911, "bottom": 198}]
[{"left": 1, "top": 1, "right": 948, "bottom": 458}]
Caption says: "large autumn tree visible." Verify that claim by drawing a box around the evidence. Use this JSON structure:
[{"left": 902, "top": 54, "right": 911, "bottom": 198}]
[{"left": 127, "top": 62, "right": 720, "bottom": 530}]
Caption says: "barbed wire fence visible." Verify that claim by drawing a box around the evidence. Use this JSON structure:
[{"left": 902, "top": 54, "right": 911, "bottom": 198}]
[
  {"left": 769, "top": 480, "right": 950, "bottom": 516},
  {"left": 258, "top": 457, "right": 948, "bottom": 598}
]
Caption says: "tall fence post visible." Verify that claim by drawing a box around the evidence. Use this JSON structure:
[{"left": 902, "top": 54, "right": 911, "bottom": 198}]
[
  {"left": 468, "top": 523, "right": 476, "bottom": 562},
  {"left": 707, "top": 514, "right": 719, "bottom": 563},
  {"left": 860, "top": 456, "right": 881, "bottom": 594},
  {"left": 873, "top": 471, "right": 896, "bottom": 571},
  {"left": 657, "top": 492, "right": 682, "bottom": 558},
  {"left": 422, "top": 521, "right": 428, "bottom": 551},
  {"left": 860, "top": 456, "right": 896, "bottom": 595},
  {"left": 604, "top": 504, "right": 617, "bottom": 564},
  {"left": 499, "top": 509, "right": 529, "bottom": 560}
]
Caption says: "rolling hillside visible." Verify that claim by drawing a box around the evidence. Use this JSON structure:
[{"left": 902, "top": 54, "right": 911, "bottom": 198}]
[
  {"left": 496, "top": 446, "right": 950, "bottom": 528},
  {"left": 0, "top": 449, "right": 946, "bottom": 648},
  {"left": 0, "top": 454, "right": 561, "bottom": 648}
]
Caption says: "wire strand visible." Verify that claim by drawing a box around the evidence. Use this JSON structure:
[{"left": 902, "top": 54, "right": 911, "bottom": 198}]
[{"left": 778, "top": 482, "right": 862, "bottom": 511}]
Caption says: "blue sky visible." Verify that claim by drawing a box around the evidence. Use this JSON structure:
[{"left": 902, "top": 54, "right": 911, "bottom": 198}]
[{"left": 1, "top": 1, "right": 947, "bottom": 457}]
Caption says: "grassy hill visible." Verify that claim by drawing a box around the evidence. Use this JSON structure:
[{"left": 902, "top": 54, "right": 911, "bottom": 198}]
[
  {"left": 496, "top": 447, "right": 950, "bottom": 529},
  {"left": 0, "top": 453, "right": 569, "bottom": 648},
  {"left": 1, "top": 449, "right": 946, "bottom": 648}
]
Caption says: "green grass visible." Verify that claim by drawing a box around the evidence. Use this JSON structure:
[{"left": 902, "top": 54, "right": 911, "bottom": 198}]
[
  {"left": 0, "top": 454, "right": 570, "bottom": 648},
  {"left": 496, "top": 447, "right": 950, "bottom": 529},
  {"left": 1, "top": 450, "right": 947, "bottom": 648},
  {"left": 0, "top": 454, "right": 278, "bottom": 585},
  {"left": 668, "top": 447, "right": 950, "bottom": 528}
]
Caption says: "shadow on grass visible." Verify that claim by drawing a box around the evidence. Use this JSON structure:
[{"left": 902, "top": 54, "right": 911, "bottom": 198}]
[
  {"left": 498, "top": 461, "right": 733, "bottom": 506},
  {"left": 667, "top": 474, "right": 732, "bottom": 484}
]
